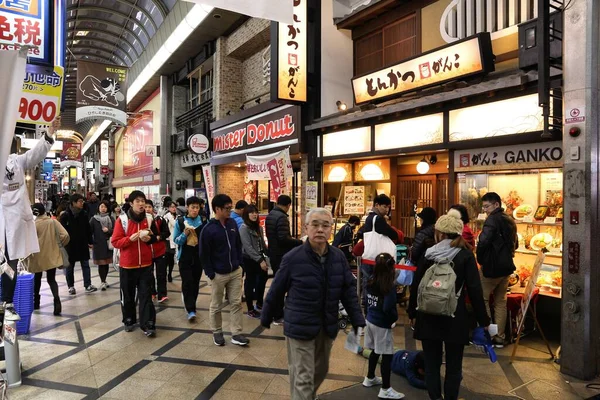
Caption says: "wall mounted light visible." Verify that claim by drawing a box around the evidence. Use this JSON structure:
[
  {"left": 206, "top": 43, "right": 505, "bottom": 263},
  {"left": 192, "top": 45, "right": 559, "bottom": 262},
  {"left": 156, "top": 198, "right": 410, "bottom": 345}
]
[
  {"left": 336, "top": 101, "right": 348, "bottom": 111},
  {"left": 416, "top": 155, "right": 438, "bottom": 174}
]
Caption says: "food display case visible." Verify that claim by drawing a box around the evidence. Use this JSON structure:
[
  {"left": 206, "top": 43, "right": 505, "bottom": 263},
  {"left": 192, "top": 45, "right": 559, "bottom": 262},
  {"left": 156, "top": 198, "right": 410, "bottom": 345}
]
[{"left": 458, "top": 168, "right": 563, "bottom": 298}]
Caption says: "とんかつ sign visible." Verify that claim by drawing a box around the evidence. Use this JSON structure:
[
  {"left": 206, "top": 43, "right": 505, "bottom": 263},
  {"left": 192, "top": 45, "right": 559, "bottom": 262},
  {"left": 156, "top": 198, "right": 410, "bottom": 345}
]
[
  {"left": 352, "top": 33, "right": 495, "bottom": 105},
  {"left": 211, "top": 105, "right": 300, "bottom": 154},
  {"left": 0, "top": 0, "right": 50, "bottom": 63}
]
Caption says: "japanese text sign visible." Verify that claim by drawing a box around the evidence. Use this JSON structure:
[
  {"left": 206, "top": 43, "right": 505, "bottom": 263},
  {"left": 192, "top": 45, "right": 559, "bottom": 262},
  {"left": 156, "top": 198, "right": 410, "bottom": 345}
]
[
  {"left": 18, "top": 64, "right": 63, "bottom": 124},
  {"left": 352, "top": 33, "right": 494, "bottom": 105},
  {"left": 273, "top": 0, "right": 307, "bottom": 102},
  {"left": 246, "top": 148, "right": 293, "bottom": 180},
  {"left": 76, "top": 61, "right": 128, "bottom": 125},
  {"left": 181, "top": 150, "right": 211, "bottom": 167},
  {"left": 0, "top": 0, "right": 50, "bottom": 63}
]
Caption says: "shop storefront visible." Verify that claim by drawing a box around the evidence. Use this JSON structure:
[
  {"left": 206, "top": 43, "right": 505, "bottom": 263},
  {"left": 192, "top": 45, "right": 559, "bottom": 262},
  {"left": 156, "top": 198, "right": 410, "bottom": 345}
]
[{"left": 209, "top": 103, "right": 304, "bottom": 236}]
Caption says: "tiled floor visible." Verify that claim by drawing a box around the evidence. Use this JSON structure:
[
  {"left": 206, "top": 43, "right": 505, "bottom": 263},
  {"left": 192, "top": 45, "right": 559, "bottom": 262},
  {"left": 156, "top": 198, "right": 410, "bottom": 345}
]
[{"left": 4, "top": 264, "right": 600, "bottom": 400}]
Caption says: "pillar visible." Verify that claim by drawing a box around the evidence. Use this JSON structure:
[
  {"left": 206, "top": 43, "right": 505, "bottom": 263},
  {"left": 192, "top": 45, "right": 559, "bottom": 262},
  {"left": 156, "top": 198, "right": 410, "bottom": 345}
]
[
  {"left": 561, "top": 0, "right": 600, "bottom": 379},
  {"left": 159, "top": 75, "right": 171, "bottom": 194}
]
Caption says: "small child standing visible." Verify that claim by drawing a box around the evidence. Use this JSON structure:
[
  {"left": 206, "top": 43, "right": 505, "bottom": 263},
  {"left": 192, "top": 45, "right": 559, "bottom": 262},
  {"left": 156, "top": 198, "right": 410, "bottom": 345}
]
[{"left": 362, "top": 253, "right": 404, "bottom": 399}]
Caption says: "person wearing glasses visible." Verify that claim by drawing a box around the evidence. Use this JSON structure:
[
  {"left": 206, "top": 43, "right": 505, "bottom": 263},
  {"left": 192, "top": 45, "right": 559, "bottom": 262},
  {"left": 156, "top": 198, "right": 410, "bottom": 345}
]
[
  {"left": 200, "top": 194, "right": 249, "bottom": 347},
  {"left": 261, "top": 208, "right": 365, "bottom": 400},
  {"left": 476, "top": 192, "right": 518, "bottom": 348}
]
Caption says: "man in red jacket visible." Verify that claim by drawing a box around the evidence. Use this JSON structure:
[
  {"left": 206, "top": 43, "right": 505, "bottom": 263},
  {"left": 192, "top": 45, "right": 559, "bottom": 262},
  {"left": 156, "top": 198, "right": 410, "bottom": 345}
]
[{"left": 111, "top": 191, "right": 158, "bottom": 337}]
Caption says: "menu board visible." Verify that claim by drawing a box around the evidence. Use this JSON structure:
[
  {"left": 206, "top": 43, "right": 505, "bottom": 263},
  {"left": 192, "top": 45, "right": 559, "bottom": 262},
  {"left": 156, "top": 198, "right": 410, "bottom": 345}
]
[{"left": 344, "top": 186, "right": 365, "bottom": 215}]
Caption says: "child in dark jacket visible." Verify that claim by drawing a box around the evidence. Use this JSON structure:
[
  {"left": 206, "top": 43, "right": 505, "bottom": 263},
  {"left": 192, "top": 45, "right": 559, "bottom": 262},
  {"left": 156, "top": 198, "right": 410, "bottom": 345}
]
[
  {"left": 362, "top": 253, "right": 404, "bottom": 400},
  {"left": 359, "top": 347, "right": 426, "bottom": 389}
]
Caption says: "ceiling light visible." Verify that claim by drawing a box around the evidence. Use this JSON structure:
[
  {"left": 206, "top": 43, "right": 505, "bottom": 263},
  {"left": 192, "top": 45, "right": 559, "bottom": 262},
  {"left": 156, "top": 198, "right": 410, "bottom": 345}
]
[
  {"left": 327, "top": 166, "right": 348, "bottom": 182},
  {"left": 416, "top": 157, "right": 430, "bottom": 174},
  {"left": 76, "top": 30, "right": 89, "bottom": 36},
  {"left": 336, "top": 100, "right": 348, "bottom": 111}
]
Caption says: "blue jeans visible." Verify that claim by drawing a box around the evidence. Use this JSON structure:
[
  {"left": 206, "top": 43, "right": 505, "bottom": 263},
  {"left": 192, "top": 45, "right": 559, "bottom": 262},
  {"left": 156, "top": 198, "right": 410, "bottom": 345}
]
[{"left": 65, "top": 259, "right": 92, "bottom": 288}]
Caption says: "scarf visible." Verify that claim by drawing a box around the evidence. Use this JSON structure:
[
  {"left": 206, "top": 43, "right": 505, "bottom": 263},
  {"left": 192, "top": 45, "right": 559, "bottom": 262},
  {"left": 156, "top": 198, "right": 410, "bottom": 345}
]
[
  {"left": 70, "top": 205, "right": 82, "bottom": 216},
  {"left": 93, "top": 212, "right": 113, "bottom": 229},
  {"left": 425, "top": 239, "right": 461, "bottom": 263}
]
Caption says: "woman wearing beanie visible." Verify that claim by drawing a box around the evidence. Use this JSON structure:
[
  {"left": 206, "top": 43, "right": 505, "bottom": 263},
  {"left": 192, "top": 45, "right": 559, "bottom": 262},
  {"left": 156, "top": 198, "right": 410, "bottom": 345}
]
[
  {"left": 407, "top": 209, "right": 490, "bottom": 400},
  {"left": 28, "top": 203, "right": 69, "bottom": 315}
]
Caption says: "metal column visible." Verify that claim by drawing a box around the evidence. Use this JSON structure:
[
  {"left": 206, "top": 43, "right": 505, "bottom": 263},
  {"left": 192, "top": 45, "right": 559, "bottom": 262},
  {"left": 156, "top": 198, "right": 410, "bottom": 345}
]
[{"left": 159, "top": 75, "right": 171, "bottom": 195}]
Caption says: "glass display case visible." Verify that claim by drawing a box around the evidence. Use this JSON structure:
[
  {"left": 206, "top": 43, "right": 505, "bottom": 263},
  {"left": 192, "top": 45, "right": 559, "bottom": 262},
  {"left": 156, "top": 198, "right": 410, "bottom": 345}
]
[{"left": 458, "top": 168, "right": 563, "bottom": 298}]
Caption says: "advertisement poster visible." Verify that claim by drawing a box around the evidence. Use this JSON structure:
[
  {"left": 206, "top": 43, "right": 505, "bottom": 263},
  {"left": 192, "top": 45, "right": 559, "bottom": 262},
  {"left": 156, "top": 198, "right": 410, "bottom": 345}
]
[
  {"left": 246, "top": 148, "right": 293, "bottom": 180},
  {"left": 344, "top": 186, "right": 365, "bottom": 215},
  {"left": 122, "top": 110, "right": 153, "bottom": 177},
  {"left": 202, "top": 165, "right": 215, "bottom": 217},
  {"left": 62, "top": 143, "right": 81, "bottom": 161},
  {"left": 18, "top": 64, "right": 63, "bottom": 124},
  {"left": 0, "top": 0, "right": 50, "bottom": 64},
  {"left": 305, "top": 181, "right": 317, "bottom": 211},
  {"left": 76, "top": 61, "right": 128, "bottom": 125}
]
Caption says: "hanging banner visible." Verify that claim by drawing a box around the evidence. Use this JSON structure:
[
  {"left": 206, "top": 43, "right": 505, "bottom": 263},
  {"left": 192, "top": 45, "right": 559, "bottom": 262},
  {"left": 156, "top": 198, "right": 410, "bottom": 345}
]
[
  {"left": 0, "top": 50, "right": 27, "bottom": 196},
  {"left": 76, "top": 61, "right": 127, "bottom": 125},
  {"left": 123, "top": 110, "right": 154, "bottom": 177},
  {"left": 202, "top": 165, "right": 215, "bottom": 216},
  {"left": 62, "top": 143, "right": 81, "bottom": 161},
  {"left": 183, "top": 0, "right": 293, "bottom": 25},
  {"left": 246, "top": 148, "right": 293, "bottom": 180},
  {"left": 18, "top": 64, "right": 63, "bottom": 124},
  {"left": 271, "top": 0, "right": 307, "bottom": 102},
  {"left": 0, "top": 0, "right": 51, "bottom": 64}
]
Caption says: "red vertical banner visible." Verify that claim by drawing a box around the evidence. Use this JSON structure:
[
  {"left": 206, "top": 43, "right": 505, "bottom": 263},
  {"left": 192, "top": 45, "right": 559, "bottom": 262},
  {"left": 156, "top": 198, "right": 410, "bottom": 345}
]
[
  {"left": 267, "top": 158, "right": 282, "bottom": 202},
  {"left": 123, "top": 110, "right": 153, "bottom": 177}
]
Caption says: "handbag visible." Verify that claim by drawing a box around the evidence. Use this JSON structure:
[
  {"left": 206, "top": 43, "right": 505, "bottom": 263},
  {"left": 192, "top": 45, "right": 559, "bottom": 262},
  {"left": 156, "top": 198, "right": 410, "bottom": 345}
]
[
  {"left": 362, "top": 215, "right": 398, "bottom": 261},
  {"left": 54, "top": 220, "right": 70, "bottom": 269}
]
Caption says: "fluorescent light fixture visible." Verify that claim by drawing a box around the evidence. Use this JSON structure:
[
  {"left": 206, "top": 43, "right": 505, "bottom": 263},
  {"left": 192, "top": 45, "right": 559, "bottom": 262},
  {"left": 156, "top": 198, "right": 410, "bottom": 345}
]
[
  {"left": 82, "top": 119, "right": 111, "bottom": 155},
  {"left": 127, "top": 4, "right": 213, "bottom": 103},
  {"left": 76, "top": 30, "right": 89, "bottom": 36}
]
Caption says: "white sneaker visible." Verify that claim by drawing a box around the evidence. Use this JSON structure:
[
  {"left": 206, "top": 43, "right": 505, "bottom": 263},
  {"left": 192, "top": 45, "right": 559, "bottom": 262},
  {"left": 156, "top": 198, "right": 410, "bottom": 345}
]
[
  {"left": 100, "top": 282, "right": 108, "bottom": 291},
  {"left": 3, "top": 303, "right": 21, "bottom": 321},
  {"left": 378, "top": 387, "right": 404, "bottom": 399},
  {"left": 362, "top": 376, "right": 383, "bottom": 387}
]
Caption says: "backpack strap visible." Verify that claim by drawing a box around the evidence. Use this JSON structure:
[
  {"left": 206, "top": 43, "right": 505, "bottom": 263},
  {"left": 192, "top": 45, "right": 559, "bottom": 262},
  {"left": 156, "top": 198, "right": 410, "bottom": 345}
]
[{"left": 120, "top": 214, "right": 128, "bottom": 232}]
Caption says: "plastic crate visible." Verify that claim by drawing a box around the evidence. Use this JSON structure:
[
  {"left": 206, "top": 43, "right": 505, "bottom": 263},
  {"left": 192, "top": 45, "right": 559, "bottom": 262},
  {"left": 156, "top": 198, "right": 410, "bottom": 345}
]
[{"left": 0, "top": 273, "right": 34, "bottom": 335}]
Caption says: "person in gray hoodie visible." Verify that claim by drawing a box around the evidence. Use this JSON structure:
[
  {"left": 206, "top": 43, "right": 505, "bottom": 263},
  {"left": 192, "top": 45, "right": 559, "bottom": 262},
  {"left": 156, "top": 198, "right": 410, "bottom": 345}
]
[{"left": 239, "top": 204, "right": 269, "bottom": 318}]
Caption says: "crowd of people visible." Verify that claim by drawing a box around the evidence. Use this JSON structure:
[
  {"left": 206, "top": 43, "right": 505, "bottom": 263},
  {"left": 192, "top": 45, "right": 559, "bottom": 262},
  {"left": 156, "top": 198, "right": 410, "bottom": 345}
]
[{"left": 16, "top": 182, "right": 519, "bottom": 400}]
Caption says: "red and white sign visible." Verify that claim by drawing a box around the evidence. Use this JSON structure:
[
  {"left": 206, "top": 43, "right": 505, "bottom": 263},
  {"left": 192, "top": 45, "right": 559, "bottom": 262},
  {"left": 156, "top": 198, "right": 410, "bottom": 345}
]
[
  {"left": 565, "top": 107, "right": 585, "bottom": 124},
  {"left": 246, "top": 148, "right": 293, "bottom": 181},
  {"left": 202, "top": 165, "right": 215, "bottom": 216},
  {"left": 188, "top": 133, "right": 209, "bottom": 154},
  {"left": 100, "top": 166, "right": 109, "bottom": 175}
]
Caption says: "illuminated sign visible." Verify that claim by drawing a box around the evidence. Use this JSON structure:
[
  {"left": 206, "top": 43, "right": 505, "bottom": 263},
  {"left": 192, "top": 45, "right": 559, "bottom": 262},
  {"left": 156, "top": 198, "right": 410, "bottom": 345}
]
[
  {"left": 454, "top": 142, "right": 563, "bottom": 172},
  {"left": 272, "top": 0, "right": 307, "bottom": 103},
  {"left": 211, "top": 105, "right": 300, "bottom": 155},
  {"left": 322, "top": 127, "right": 371, "bottom": 157},
  {"left": 0, "top": 0, "right": 50, "bottom": 63},
  {"left": 352, "top": 33, "right": 494, "bottom": 105},
  {"left": 100, "top": 140, "right": 109, "bottom": 166},
  {"left": 18, "top": 64, "right": 63, "bottom": 124},
  {"left": 375, "top": 113, "right": 444, "bottom": 151}
]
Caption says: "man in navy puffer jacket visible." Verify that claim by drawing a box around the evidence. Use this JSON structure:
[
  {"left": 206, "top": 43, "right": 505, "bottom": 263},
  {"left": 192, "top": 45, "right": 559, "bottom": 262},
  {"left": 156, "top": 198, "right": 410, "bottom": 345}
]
[{"left": 261, "top": 208, "right": 365, "bottom": 400}]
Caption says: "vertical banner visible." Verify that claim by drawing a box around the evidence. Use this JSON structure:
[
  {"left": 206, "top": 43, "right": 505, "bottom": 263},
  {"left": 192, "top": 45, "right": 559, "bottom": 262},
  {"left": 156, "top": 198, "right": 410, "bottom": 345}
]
[
  {"left": 267, "top": 158, "right": 283, "bottom": 202},
  {"left": 305, "top": 181, "right": 317, "bottom": 211},
  {"left": 0, "top": 50, "right": 27, "bottom": 196},
  {"left": 202, "top": 165, "right": 215, "bottom": 217},
  {"left": 272, "top": 0, "right": 307, "bottom": 102},
  {"left": 122, "top": 110, "right": 153, "bottom": 176},
  {"left": 76, "top": 61, "right": 128, "bottom": 125}
]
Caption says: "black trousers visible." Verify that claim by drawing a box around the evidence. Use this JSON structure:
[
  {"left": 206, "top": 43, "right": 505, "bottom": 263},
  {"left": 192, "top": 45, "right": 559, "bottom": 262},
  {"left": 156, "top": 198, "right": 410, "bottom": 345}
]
[
  {"left": 166, "top": 251, "right": 175, "bottom": 278},
  {"left": 242, "top": 257, "right": 268, "bottom": 311},
  {"left": 120, "top": 266, "right": 156, "bottom": 330},
  {"left": 98, "top": 264, "right": 109, "bottom": 283},
  {"left": 34, "top": 269, "right": 59, "bottom": 301},
  {"left": 2, "top": 244, "right": 17, "bottom": 303},
  {"left": 421, "top": 340, "right": 465, "bottom": 400},
  {"left": 179, "top": 248, "right": 202, "bottom": 313},
  {"left": 153, "top": 255, "right": 168, "bottom": 298}
]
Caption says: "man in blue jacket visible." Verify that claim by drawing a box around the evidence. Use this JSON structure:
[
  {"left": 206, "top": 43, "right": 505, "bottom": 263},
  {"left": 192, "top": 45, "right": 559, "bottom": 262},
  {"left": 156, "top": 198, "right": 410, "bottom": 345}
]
[
  {"left": 359, "top": 347, "right": 426, "bottom": 389},
  {"left": 199, "top": 194, "right": 249, "bottom": 347},
  {"left": 261, "top": 207, "right": 365, "bottom": 400},
  {"left": 230, "top": 200, "right": 247, "bottom": 228}
]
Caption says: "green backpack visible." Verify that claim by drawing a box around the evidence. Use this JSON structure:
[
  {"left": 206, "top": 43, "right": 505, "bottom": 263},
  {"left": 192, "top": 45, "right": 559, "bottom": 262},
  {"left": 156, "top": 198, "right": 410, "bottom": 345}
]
[{"left": 416, "top": 259, "right": 462, "bottom": 318}]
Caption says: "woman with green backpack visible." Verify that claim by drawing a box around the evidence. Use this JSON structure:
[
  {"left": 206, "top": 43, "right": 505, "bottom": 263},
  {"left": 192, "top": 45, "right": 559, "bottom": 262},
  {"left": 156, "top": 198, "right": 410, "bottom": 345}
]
[{"left": 407, "top": 209, "right": 490, "bottom": 400}]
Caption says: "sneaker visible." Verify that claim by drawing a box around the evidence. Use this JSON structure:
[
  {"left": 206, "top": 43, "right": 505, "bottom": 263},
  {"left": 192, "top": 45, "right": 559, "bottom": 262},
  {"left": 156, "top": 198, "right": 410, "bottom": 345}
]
[
  {"left": 273, "top": 318, "right": 284, "bottom": 326},
  {"left": 124, "top": 319, "right": 134, "bottom": 332},
  {"left": 187, "top": 312, "right": 197, "bottom": 321},
  {"left": 158, "top": 296, "right": 169, "bottom": 303},
  {"left": 231, "top": 335, "right": 250, "bottom": 346},
  {"left": 68, "top": 287, "right": 76, "bottom": 295},
  {"left": 3, "top": 303, "right": 20, "bottom": 321},
  {"left": 143, "top": 325, "right": 156, "bottom": 337},
  {"left": 363, "top": 376, "right": 383, "bottom": 387},
  {"left": 213, "top": 332, "right": 225, "bottom": 346},
  {"left": 493, "top": 337, "right": 508, "bottom": 348},
  {"left": 100, "top": 282, "right": 108, "bottom": 291},
  {"left": 85, "top": 285, "right": 97, "bottom": 293},
  {"left": 246, "top": 309, "right": 261, "bottom": 319},
  {"left": 378, "top": 387, "right": 404, "bottom": 399}
]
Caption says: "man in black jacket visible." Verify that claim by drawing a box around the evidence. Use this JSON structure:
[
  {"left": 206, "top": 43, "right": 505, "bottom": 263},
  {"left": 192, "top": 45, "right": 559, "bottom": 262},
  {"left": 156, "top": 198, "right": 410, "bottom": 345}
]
[
  {"left": 60, "top": 194, "right": 97, "bottom": 295},
  {"left": 476, "top": 192, "right": 518, "bottom": 348},
  {"left": 261, "top": 208, "right": 365, "bottom": 400},
  {"left": 265, "top": 195, "right": 302, "bottom": 275}
]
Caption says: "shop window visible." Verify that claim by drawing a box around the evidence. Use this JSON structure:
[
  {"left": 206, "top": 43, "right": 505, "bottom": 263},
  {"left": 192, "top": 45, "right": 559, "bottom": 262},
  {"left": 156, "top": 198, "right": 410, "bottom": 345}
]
[
  {"left": 186, "top": 67, "right": 214, "bottom": 110},
  {"left": 354, "top": 13, "right": 418, "bottom": 76},
  {"left": 200, "top": 70, "right": 213, "bottom": 103}
]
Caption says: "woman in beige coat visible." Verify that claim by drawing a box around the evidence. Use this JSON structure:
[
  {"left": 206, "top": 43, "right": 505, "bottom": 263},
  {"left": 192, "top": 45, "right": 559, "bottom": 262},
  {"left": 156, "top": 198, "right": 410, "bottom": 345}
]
[{"left": 29, "top": 203, "right": 69, "bottom": 316}]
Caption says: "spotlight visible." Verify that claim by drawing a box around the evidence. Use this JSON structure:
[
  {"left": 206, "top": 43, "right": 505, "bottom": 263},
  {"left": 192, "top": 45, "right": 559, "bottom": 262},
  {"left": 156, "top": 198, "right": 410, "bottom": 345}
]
[
  {"left": 429, "top": 154, "right": 437, "bottom": 165},
  {"left": 336, "top": 100, "right": 348, "bottom": 111}
]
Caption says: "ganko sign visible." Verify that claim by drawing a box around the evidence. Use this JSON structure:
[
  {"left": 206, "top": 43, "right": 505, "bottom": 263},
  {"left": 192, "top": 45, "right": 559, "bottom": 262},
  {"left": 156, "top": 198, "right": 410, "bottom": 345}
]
[{"left": 213, "top": 113, "right": 295, "bottom": 152}]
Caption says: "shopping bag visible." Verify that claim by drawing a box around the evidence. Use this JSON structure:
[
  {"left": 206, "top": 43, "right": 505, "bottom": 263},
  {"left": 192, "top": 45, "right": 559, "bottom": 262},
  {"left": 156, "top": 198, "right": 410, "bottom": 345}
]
[
  {"left": 396, "top": 259, "right": 415, "bottom": 286},
  {"left": 362, "top": 215, "right": 397, "bottom": 261},
  {"left": 344, "top": 330, "right": 360, "bottom": 353}
]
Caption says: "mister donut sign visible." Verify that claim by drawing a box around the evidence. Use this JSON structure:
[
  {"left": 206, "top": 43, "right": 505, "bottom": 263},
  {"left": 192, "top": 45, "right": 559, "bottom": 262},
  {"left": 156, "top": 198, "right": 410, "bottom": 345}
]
[{"left": 188, "top": 134, "right": 209, "bottom": 154}]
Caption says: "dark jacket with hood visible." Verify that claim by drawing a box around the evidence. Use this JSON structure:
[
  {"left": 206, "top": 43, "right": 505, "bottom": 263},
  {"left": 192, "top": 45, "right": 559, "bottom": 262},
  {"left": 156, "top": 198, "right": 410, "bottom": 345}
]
[
  {"left": 410, "top": 224, "right": 436, "bottom": 265},
  {"left": 60, "top": 206, "right": 93, "bottom": 262},
  {"left": 261, "top": 241, "right": 365, "bottom": 340},
  {"left": 392, "top": 350, "right": 427, "bottom": 389},
  {"left": 476, "top": 207, "right": 518, "bottom": 278},
  {"left": 265, "top": 206, "right": 302, "bottom": 258},
  {"left": 199, "top": 217, "right": 243, "bottom": 280}
]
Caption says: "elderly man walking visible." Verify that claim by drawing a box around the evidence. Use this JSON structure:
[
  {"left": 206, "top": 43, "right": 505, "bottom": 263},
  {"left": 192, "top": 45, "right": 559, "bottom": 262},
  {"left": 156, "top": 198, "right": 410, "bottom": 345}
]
[{"left": 261, "top": 208, "right": 365, "bottom": 400}]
